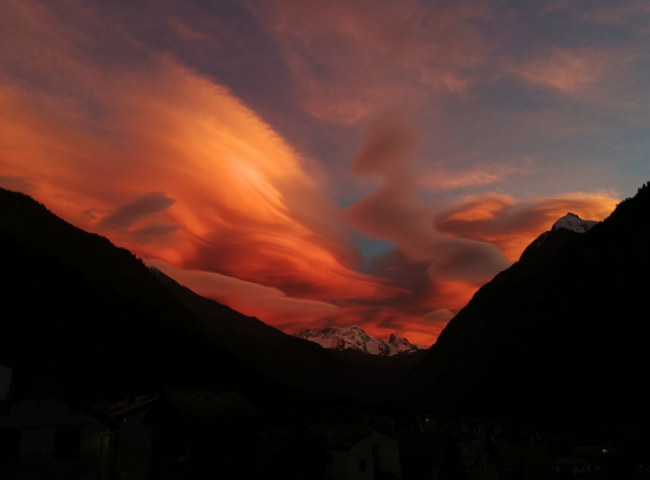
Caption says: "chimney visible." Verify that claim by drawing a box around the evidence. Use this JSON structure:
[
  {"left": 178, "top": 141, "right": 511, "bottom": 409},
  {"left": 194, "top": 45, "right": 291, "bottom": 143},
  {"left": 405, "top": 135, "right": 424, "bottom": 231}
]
[{"left": 0, "top": 364, "right": 12, "bottom": 400}]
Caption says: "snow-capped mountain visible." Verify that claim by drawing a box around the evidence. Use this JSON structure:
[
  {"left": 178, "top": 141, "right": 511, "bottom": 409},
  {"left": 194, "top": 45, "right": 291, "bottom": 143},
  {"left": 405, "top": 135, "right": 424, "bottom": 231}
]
[
  {"left": 527, "top": 212, "right": 597, "bottom": 252},
  {"left": 295, "top": 325, "right": 426, "bottom": 356},
  {"left": 551, "top": 212, "right": 597, "bottom": 233}
]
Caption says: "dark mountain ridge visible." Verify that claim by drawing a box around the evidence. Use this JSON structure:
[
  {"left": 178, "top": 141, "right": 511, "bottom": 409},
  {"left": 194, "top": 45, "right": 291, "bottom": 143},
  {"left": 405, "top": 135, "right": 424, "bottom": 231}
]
[
  {"left": 148, "top": 267, "right": 355, "bottom": 397},
  {"left": 0, "top": 188, "right": 211, "bottom": 399},
  {"left": 406, "top": 183, "right": 650, "bottom": 438},
  {"left": 0, "top": 188, "right": 358, "bottom": 410},
  {"left": 0, "top": 187, "right": 418, "bottom": 412}
]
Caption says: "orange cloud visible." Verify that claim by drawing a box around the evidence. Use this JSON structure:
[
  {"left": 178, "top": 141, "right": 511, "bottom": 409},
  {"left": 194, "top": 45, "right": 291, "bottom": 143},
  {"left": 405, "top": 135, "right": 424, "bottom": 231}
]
[
  {"left": 418, "top": 157, "right": 541, "bottom": 192},
  {"left": 510, "top": 48, "right": 637, "bottom": 94},
  {"left": 0, "top": 1, "right": 405, "bottom": 320},
  {"left": 444, "top": 194, "right": 515, "bottom": 222},
  {"left": 438, "top": 192, "right": 619, "bottom": 261},
  {"left": 147, "top": 259, "right": 340, "bottom": 331}
]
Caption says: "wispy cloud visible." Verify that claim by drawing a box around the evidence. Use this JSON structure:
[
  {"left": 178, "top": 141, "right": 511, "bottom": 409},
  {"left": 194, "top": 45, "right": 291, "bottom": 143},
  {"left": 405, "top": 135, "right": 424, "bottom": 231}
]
[
  {"left": 418, "top": 156, "right": 541, "bottom": 191},
  {"left": 510, "top": 48, "right": 619, "bottom": 94},
  {"left": 251, "top": 0, "right": 495, "bottom": 124},
  {"left": 147, "top": 259, "right": 341, "bottom": 331},
  {"left": 344, "top": 113, "right": 511, "bottom": 280},
  {"left": 0, "top": 0, "right": 404, "bottom": 313}
]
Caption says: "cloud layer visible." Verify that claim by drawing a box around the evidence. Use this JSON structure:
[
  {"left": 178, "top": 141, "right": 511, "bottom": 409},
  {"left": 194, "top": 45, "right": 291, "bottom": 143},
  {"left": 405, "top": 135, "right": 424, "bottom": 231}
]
[{"left": 1, "top": 0, "right": 643, "bottom": 345}]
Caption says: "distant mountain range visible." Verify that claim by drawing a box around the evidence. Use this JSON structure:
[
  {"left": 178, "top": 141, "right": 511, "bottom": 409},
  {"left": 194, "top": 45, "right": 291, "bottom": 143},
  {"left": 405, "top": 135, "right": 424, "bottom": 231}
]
[
  {"left": 405, "top": 183, "right": 650, "bottom": 436},
  {"left": 295, "top": 325, "right": 425, "bottom": 356}
]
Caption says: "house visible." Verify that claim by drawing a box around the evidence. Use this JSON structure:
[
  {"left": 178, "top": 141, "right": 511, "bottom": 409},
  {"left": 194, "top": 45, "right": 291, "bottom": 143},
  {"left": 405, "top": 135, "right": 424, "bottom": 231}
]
[
  {"left": 370, "top": 430, "right": 401, "bottom": 479},
  {"left": 315, "top": 423, "right": 402, "bottom": 480},
  {"left": 258, "top": 423, "right": 402, "bottom": 480},
  {"left": 0, "top": 385, "right": 264, "bottom": 480},
  {"left": 0, "top": 393, "right": 158, "bottom": 479},
  {"left": 316, "top": 424, "right": 375, "bottom": 480}
]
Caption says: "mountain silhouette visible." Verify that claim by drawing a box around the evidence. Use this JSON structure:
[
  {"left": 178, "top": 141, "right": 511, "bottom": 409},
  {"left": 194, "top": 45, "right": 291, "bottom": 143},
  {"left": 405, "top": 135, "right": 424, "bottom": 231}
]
[
  {"left": 0, "top": 188, "right": 358, "bottom": 409},
  {"left": 406, "top": 183, "right": 650, "bottom": 438}
]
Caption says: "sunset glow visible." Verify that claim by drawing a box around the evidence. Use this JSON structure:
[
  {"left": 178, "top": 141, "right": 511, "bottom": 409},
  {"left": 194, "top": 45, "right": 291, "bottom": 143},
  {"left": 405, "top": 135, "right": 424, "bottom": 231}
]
[{"left": 2, "top": 0, "right": 648, "bottom": 345}]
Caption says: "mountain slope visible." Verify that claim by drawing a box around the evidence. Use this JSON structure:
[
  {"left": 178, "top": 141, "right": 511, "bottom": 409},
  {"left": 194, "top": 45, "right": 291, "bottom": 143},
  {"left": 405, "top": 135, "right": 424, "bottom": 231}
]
[
  {"left": 148, "top": 268, "right": 351, "bottom": 397},
  {"left": 407, "top": 184, "right": 650, "bottom": 433},
  {"left": 0, "top": 188, "right": 352, "bottom": 407},
  {"left": 0, "top": 188, "right": 214, "bottom": 399}
]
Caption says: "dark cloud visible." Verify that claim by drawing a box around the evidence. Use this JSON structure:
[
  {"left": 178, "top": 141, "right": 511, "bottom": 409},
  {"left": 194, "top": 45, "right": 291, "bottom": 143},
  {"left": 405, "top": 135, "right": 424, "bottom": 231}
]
[
  {"left": 81, "top": 209, "right": 101, "bottom": 223},
  {"left": 352, "top": 113, "right": 420, "bottom": 177},
  {"left": 97, "top": 192, "right": 176, "bottom": 231},
  {"left": 364, "top": 248, "right": 430, "bottom": 297},
  {"left": 0, "top": 176, "right": 38, "bottom": 193},
  {"left": 426, "top": 240, "right": 509, "bottom": 281},
  {"left": 130, "top": 223, "right": 182, "bottom": 244}
]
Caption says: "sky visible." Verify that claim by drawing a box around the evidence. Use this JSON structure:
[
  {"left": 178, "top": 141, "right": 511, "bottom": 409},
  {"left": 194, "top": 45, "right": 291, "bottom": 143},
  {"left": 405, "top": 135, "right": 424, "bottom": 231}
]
[{"left": 1, "top": 0, "right": 648, "bottom": 345}]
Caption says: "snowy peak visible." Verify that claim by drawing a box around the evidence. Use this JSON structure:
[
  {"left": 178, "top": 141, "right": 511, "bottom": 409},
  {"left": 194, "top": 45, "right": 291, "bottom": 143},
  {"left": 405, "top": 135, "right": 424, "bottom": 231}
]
[
  {"left": 520, "top": 212, "right": 600, "bottom": 260},
  {"left": 295, "top": 326, "right": 425, "bottom": 356},
  {"left": 551, "top": 213, "right": 597, "bottom": 233}
]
